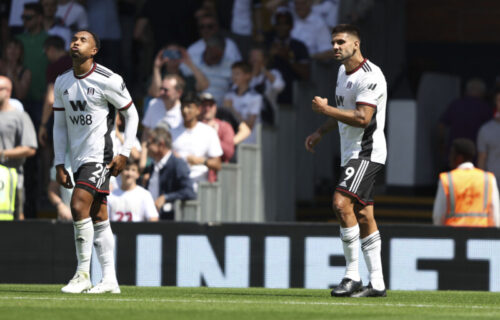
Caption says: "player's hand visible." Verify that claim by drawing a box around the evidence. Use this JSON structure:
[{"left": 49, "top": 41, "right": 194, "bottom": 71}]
[
  {"left": 312, "top": 96, "right": 328, "bottom": 114},
  {"left": 155, "top": 195, "right": 166, "bottom": 212},
  {"left": 107, "top": 154, "right": 128, "bottom": 176},
  {"left": 305, "top": 131, "right": 323, "bottom": 153},
  {"left": 38, "top": 126, "right": 48, "bottom": 147},
  {"left": 56, "top": 165, "right": 74, "bottom": 189}
]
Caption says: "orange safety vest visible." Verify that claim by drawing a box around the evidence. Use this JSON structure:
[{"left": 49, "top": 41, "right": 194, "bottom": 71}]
[{"left": 440, "top": 168, "right": 495, "bottom": 227}]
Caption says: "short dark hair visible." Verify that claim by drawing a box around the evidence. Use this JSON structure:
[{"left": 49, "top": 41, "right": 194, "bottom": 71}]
[
  {"left": 44, "top": 35, "right": 65, "bottom": 51},
  {"left": 451, "top": 138, "right": 476, "bottom": 162},
  {"left": 150, "top": 127, "right": 172, "bottom": 149},
  {"left": 125, "top": 157, "right": 140, "bottom": 169},
  {"left": 231, "top": 61, "right": 252, "bottom": 74},
  {"left": 181, "top": 91, "right": 201, "bottom": 106},
  {"left": 24, "top": 2, "right": 43, "bottom": 15},
  {"left": 331, "top": 24, "right": 361, "bottom": 40},
  {"left": 75, "top": 29, "right": 101, "bottom": 51},
  {"left": 273, "top": 8, "right": 294, "bottom": 27}
]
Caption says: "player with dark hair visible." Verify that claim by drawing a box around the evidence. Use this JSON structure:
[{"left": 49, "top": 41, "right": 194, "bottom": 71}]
[
  {"left": 305, "top": 24, "right": 387, "bottom": 297},
  {"left": 53, "top": 30, "right": 139, "bottom": 293}
]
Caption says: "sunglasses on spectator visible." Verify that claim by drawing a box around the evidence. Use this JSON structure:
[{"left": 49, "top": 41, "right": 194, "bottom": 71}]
[
  {"left": 21, "top": 14, "right": 35, "bottom": 21},
  {"left": 199, "top": 24, "right": 216, "bottom": 30}
]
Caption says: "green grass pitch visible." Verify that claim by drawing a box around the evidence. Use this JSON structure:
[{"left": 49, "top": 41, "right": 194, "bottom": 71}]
[{"left": 0, "top": 284, "right": 499, "bottom": 320}]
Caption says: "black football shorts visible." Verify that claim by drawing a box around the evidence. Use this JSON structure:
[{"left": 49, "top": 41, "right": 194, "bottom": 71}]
[
  {"left": 73, "top": 162, "right": 111, "bottom": 196},
  {"left": 336, "top": 158, "right": 384, "bottom": 206}
]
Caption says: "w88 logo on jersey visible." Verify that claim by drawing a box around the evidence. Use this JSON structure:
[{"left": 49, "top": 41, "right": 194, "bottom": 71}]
[{"left": 69, "top": 114, "right": 93, "bottom": 125}]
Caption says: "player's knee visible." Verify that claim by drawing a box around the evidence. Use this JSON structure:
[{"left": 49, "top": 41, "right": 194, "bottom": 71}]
[
  {"left": 332, "top": 196, "right": 350, "bottom": 216},
  {"left": 356, "top": 210, "right": 375, "bottom": 226}
]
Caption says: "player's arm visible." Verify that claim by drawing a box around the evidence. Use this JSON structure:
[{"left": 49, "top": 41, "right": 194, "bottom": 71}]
[
  {"left": 312, "top": 96, "right": 375, "bottom": 128},
  {"left": 432, "top": 180, "right": 447, "bottom": 226},
  {"left": 104, "top": 75, "right": 140, "bottom": 176},
  {"left": 52, "top": 82, "right": 72, "bottom": 189},
  {"left": 305, "top": 118, "right": 338, "bottom": 153}
]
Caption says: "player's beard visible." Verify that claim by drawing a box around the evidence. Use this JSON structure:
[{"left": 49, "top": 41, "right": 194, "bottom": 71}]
[{"left": 339, "top": 48, "right": 356, "bottom": 63}]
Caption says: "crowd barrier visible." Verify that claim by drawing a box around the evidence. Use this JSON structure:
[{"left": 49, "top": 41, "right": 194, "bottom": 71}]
[{"left": 2, "top": 221, "right": 499, "bottom": 292}]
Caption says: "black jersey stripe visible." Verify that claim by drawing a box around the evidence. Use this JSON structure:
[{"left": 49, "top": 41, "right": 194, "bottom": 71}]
[
  {"left": 103, "top": 103, "right": 115, "bottom": 163},
  {"left": 95, "top": 69, "right": 111, "bottom": 78},
  {"left": 95, "top": 67, "right": 112, "bottom": 76},
  {"left": 358, "top": 108, "right": 377, "bottom": 159}
]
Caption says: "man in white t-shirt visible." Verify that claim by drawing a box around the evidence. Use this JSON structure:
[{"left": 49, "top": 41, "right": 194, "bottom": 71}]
[
  {"left": 107, "top": 159, "right": 158, "bottom": 222},
  {"left": 171, "top": 92, "right": 223, "bottom": 186},
  {"left": 291, "top": 0, "right": 334, "bottom": 60},
  {"left": 140, "top": 74, "right": 184, "bottom": 170}
]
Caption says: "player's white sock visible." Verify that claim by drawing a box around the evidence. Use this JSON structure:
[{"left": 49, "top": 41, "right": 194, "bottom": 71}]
[
  {"left": 74, "top": 217, "right": 94, "bottom": 273},
  {"left": 361, "top": 230, "right": 385, "bottom": 290},
  {"left": 340, "top": 224, "right": 360, "bottom": 281},
  {"left": 93, "top": 220, "right": 117, "bottom": 282}
]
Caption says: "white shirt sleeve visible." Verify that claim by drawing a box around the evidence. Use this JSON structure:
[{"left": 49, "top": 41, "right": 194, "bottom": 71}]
[
  {"left": 207, "top": 128, "right": 223, "bottom": 158},
  {"left": 356, "top": 73, "right": 386, "bottom": 108},
  {"left": 269, "top": 69, "right": 285, "bottom": 93},
  {"left": 249, "top": 94, "right": 263, "bottom": 115},
  {"left": 490, "top": 175, "right": 500, "bottom": 227},
  {"left": 433, "top": 180, "right": 447, "bottom": 226},
  {"left": 141, "top": 99, "right": 158, "bottom": 128},
  {"left": 52, "top": 79, "right": 68, "bottom": 166},
  {"left": 142, "top": 189, "right": 159, "bottom": 221},
  {"left": 104, "top": 74, "right": 133, "bottom": 110}
]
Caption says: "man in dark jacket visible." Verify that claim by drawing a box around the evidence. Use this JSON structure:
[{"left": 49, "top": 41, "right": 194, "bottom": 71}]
[{"left": 145, "top": 127, "right": 196, "bottom": 219}]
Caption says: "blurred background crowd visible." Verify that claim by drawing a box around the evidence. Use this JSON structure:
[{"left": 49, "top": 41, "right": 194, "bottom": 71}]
[{"left": 0, "top": 0, "right": 499, "bottom": 224}]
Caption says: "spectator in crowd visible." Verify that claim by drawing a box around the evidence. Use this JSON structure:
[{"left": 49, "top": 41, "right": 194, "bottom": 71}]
[
  {"left": 224, "top": 61, "right": 263, "bottom": 144},
  {"left": 266, "top": 7, "right": 310, "bottom": 106},
  {"left": 140, "top": 74, "right": 185, "bottom": 170},
  {"left": 215, "top": 105, "right": 252, "bottom": 146},
  {"left": 144, "top": 127, "right": 196, "bottom": 220},
  {"left": 185, "top": 14, "right": 241, "bottom": 70},
  {"left": 291, "top": 0, "right": 333, "bottom": 60},
  {"left": 38, "top": 35, "right": 72, "bottom": 200},
  {"left": 249, "top": 45, "right": 285, "bottom": 125},
  {"left": 0, "top": 38, "right": 32, "bottom": 101},
  {"left": 437, "top": 78, "right": 493, "bottom": 169},
  {"left": 148, "top": 44, "right": 209, "bottom": 98},
  {"left": 197, "top": 0, "right": 265, "bottom": 60},
  {"left": 47, "top": 153, "right": 73, "bottom": 221},
  {"left": 199, "top": 92, "right": 235, "bottom": 180},
  {"left": 38, "top": 35, "right": 72, "bottom": 148},
  {"left": 433, "top": 138, "right": 499, "bottom": 227},
  {"left": 477, "top": 89, "right": 500, "bottom": 183},
  {"left": 41, "top": 0, "right": 71, "bottom": 49},
  {"left": 7, "top": 0, "right": 38, "bottom": 36},
  {"left": 0, "top": 76, "right": 37, "bottom": 220},
  {"left": 16, "top": 2, "right": 49, "bottom": 126},
  {"left": 194, "top": 33, "right": 233, "bottom": 106},
  {"left": 310, "top": 0, "right": 341, "bottom": 29},
  {"left": 55, "top": 0, "right": 88, "bottom": 33},
  {"left": 107, "top": 159, "right": 159, "bottom": 222},
  {"left": 87, "top": 0, "right": 122, "bottom": 71},
  {"left": 171, "top": 92, "right": 223, "bottom": 187}
]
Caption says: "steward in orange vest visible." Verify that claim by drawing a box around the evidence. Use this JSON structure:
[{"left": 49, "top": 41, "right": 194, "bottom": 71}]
[{"left": 433, "top": 139, "right": 499, "bottom": 227}]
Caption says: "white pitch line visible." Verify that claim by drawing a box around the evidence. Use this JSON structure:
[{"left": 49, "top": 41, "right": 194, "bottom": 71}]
[{"left": 0, "top": 296, "right": 499, "bottom": 310}]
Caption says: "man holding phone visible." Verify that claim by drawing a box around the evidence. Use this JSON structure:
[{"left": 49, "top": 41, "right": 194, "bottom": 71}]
[{"left": 148, "top": 44, "right": 209, "bottom": 98}]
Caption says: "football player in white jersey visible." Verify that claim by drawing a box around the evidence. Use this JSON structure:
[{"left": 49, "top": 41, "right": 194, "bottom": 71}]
[
  {"left": 53, "top": 30, "right": 139, "bottom": 294},
  {"left": 305, "top": 24, "right": 387, "bottom": 297}
]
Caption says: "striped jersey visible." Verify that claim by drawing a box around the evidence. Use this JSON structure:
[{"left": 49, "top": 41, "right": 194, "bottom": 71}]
[
  {"left": 335, "top": 59, "right": 387, "bottom": 166},
  {"left": 53, "top": 63, "right": 133, "bottom": 171}
]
